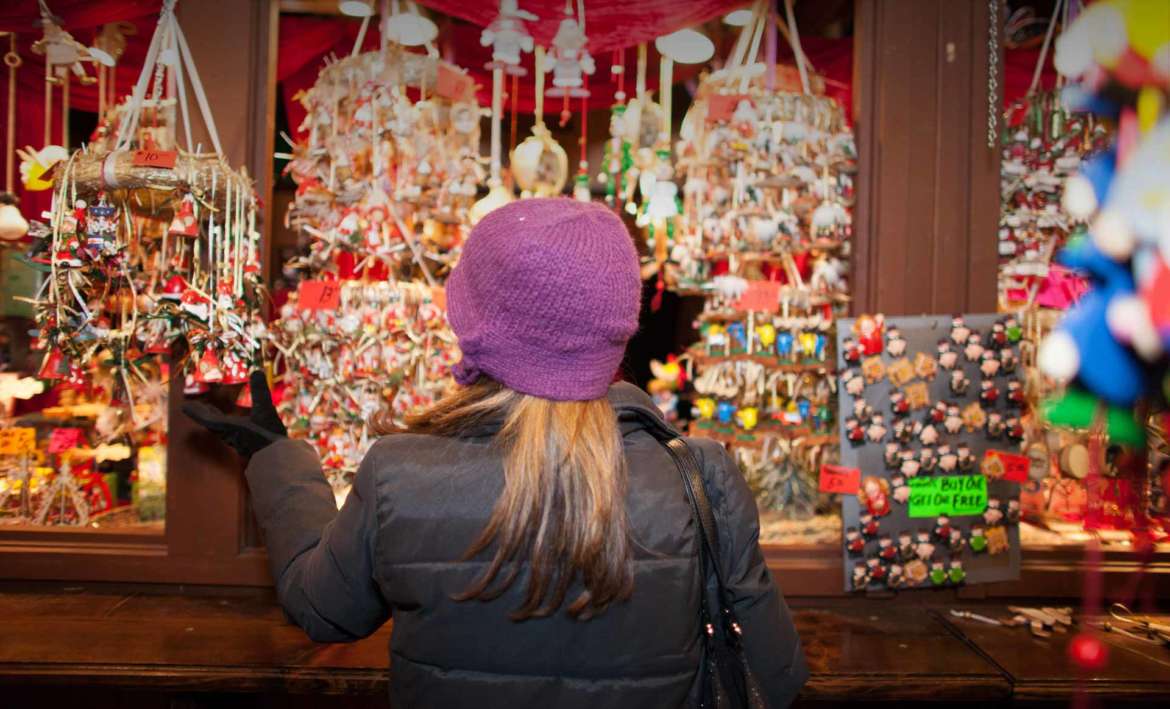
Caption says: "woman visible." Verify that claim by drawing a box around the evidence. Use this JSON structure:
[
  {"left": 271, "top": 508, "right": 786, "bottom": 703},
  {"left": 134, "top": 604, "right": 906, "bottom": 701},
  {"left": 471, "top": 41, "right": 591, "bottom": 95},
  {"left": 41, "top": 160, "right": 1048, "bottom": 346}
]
[{"left": 185, "top": 198, "right": 807, "bottom": 708}]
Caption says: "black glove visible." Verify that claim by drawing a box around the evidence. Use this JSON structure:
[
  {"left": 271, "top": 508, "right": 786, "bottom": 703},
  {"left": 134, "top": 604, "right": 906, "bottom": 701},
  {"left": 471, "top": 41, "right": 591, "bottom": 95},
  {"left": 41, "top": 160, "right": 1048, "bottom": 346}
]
[{"left": 182, "top": 370, "right": 288, "bottom": 458}]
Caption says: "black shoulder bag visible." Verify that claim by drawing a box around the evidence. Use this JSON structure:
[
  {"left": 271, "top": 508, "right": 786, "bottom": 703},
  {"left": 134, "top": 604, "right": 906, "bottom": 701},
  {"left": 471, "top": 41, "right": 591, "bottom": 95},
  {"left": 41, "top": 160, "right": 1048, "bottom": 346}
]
[{"left": 662, "top": 437, "right": 767, "bottom": 709}]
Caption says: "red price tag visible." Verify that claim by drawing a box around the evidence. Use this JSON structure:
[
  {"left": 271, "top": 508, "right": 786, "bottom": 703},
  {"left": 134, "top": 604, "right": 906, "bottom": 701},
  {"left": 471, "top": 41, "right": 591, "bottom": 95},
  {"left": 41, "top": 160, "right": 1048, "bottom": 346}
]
[
  {"left": 297, "top": 280, "right": 342, "bottom": 310},
  {"left": 48, "top": 427, "right": 85, "bottom": 454},
  {"left": 984, "top": 450, "right": 1030, "bottom": 482},
  {"left": 707, "top": 94, "right": 750, "bottom": 123},
  {"left": 436, "top": 65, "right": 474, "bottom": 101},
  {"left": 819, "top": 465, "right": 860, "bottom": 495},
  {"left": 732, "top": 280, "right": 781, "bottom": 313},
  {"left": 132, "top": 149, "right": 178, "bottom": 169}
]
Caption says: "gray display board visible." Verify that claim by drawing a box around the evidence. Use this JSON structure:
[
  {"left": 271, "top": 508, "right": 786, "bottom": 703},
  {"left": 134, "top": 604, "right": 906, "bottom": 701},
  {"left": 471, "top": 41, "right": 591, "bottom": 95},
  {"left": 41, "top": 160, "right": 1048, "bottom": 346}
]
[{"left": 836, "top": 314, "right": 1023, "bottom": 592}]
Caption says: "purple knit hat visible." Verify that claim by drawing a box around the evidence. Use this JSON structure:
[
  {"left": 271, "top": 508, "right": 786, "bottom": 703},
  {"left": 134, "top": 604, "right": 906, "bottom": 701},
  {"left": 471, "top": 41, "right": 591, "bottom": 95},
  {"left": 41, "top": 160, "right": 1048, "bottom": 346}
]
[{"left": 446, "top": 198, "right": 641, "bottom": 401}]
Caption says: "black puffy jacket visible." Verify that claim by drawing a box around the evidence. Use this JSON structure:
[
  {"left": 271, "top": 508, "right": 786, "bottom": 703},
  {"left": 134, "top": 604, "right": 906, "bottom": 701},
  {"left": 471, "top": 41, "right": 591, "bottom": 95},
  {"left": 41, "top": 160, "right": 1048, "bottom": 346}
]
[{"left": 246, "top": 383, "right": 807, "bottom": 708}]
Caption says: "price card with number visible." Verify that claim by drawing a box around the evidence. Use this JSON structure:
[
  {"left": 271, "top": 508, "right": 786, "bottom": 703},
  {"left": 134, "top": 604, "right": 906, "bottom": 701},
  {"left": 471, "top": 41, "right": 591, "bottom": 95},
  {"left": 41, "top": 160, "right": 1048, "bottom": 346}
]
[
  {"left": 0, "top": 427, "right": 36, "bottom": 456},
  {"left": 819, "top": 464, "right": 860, "bottom": 494},
  {"left": 132, "top": 150, "right": 178, "bottom": 169},
  {"left": 982, "top": 449, "right": 1030, "bottom": 482},
  {"left": 297, "top": 280, "right": 342, "bottom": 310},
  {"left": 731, "top": 280, "right": 781, "bottom": 313}
]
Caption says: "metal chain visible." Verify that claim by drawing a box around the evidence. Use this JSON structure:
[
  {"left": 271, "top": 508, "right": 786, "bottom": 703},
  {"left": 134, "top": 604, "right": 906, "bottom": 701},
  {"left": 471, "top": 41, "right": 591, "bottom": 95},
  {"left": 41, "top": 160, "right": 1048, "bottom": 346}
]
[{"left": 987, "top": 0, "right": 1000, "bottom": 148}]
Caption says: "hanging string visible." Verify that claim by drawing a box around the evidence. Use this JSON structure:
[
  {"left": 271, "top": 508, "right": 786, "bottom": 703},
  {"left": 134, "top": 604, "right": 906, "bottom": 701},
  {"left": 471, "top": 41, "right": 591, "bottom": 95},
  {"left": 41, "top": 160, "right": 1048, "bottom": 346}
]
[
  {"left": 579, "top": 74, "right": 588, "bottom": 174},
  {"left": 5, "top": 34, "right": 19, "bottom": 193},
  {"left": 784, "top": 0, "right": 811, "bottom": 95},
  {"left": 1027, "top": 0, "right": 1064, "bottom": 96},
  {"left": 534, "top": 45, "right": 545, "bottom": 127},
  {"left": 635, "top": 43, "right": 647, "bottom": 103},
  {"left": 509, "top": 72, "right": 519, "bottom": 155}
]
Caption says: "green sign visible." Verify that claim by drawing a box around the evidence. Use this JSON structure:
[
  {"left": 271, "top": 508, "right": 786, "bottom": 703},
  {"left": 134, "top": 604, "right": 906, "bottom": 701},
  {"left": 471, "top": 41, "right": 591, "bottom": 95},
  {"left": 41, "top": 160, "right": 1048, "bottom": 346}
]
[{"left": 907, "top": 475, "right": 987, "bottom": 518}]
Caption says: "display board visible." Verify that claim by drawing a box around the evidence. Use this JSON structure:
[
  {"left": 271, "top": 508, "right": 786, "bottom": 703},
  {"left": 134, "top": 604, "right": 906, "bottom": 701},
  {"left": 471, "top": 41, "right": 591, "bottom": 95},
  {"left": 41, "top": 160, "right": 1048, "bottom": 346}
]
[{"left": 836, "top": 314, "right": 1023, "bottom": 591}]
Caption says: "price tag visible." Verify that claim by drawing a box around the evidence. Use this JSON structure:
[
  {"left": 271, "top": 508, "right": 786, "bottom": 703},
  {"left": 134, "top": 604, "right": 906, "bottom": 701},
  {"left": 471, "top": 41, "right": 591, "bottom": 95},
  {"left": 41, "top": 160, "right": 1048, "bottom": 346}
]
[
  {"left": 982, "top": 449, "right": 1030, "bottom": 482},
  {"left": 0, "top": 427, "right": 36, "bottom": 456},
  {"left": 132, "top": 150, "right": 178, "bottom": 169},
  {"left": 48, "top": 427, "right": 84, "bottom": 454},
  {"left": 707, "top": 94, "right": 750, "bottom": 123},
  {"left": 819, "top": 464, "right": 860, "bottom": 494},
  {"left": 297, "top": 280, "right": 342, "bottom": 310},
  {"left": 429, "top": 286, "right": 446, "bottom": 310},
  {"left": 907, "top": 475, "right": 987, "bottom": 518},
  {"left": 731, "top": 280, "right": 781, "bottom": 313},
  {"left": 436, "top": 65, "right": 474, "bottom": 101}
]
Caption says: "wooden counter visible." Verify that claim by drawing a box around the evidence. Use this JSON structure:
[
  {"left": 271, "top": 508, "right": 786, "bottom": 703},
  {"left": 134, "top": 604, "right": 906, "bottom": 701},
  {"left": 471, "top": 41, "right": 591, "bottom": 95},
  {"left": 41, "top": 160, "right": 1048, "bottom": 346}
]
[{"left": 0, "top": 587, "right": 1167, "bottom": 706}]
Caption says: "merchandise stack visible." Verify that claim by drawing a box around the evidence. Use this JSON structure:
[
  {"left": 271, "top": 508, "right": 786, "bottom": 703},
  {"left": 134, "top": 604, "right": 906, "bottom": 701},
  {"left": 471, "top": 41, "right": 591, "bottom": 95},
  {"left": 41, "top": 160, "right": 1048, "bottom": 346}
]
[
  {"left": 270, "top": 47, "right": 481, "bottom": 498},
  {"left": 652, "top": 4, "right": 855, "bottom": 535}
]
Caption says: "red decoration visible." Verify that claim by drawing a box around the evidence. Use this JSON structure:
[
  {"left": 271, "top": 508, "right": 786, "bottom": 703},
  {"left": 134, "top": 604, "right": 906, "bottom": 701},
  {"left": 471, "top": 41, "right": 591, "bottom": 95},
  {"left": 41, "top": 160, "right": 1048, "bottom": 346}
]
[{"left": 1068, "top": 632, "right": 1109, "bottom": 671}]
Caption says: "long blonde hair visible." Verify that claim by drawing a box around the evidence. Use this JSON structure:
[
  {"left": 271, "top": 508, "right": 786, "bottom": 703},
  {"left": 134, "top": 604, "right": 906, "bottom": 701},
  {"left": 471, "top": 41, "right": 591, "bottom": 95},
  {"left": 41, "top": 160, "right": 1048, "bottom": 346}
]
[{"left": 378, "top": 379, "right": 634, "bottom": 621}]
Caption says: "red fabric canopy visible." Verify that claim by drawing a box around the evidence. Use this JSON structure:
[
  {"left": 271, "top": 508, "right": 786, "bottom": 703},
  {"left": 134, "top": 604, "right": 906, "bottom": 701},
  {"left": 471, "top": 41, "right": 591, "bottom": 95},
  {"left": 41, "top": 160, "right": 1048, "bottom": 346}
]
[{"left": 417, "top": 0, "right": 738, "bottom": 54}]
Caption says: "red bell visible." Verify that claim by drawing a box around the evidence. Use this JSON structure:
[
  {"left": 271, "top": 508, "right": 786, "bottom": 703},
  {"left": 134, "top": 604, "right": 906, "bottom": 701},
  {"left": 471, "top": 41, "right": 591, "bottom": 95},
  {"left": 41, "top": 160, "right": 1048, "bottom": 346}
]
[
  {"left": 193, "top": 348, "right": 224, "bottom": 384},
  {"left": 160, "top": 274, "right": 189, "bottom": 301},
  {"left": 37, "top": 347, "right": 68, "bottom": 380},
  {"left": 168, "top": 195, "right": 199, "bottom": 237},
  {"left": 235, "top": 382, "right": 253, "bottom": 408},
  {"left": 183, "top": 372, "right": 209, "bottom": 395}
]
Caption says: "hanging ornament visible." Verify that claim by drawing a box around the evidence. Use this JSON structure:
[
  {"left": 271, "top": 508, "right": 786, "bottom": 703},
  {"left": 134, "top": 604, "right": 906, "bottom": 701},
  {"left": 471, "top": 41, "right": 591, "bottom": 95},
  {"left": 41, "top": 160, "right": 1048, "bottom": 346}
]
[
  {"left": 511, "top": 46, "right": 568, "bottom": 197},
  {"left": 480, "top": 0, "right": 537, "bottom": 68}
]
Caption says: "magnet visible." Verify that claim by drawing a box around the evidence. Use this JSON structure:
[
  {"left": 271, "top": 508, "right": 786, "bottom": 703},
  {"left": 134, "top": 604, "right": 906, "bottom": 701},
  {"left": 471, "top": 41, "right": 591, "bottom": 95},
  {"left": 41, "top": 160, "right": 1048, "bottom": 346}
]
[
  {"left": 948, "top": 559, "right": 966, "bottom": 585},
  {"left": 930, "top": 560, "right": 948, "bottom": 586},
  {"left": 948, "top": 528, "right": 966, "bottom": 554},
  {"left": 964, "top": 333, "right": 985, "bottom": 362},
  {"left": 853, "top": 398, "right": 874, "bottom": 422},
  {"left": 932, "top": 514, "right": 953, "bottom": 544},
  {"left": 914, "top": 530, "right": 936, "bottom": 561},
  {"left": 840, "top": 336, "right": 859, "bottom": 364},
  {"left": 887, "top": 563, "right": 905, "bottom": 589},
  {"left": 866, "top": 414, "right": 888, "bottom": 443},
  {"left": 854, "top": 314, "right": 885, "bottom": 355},
  {"left": 956, "top": 443, "right": 975, "bottom": 472},
  {"left": 866, "top": 557, "right": 888, "bottom": 584},
  {"left": 891, "top": 472, "right": 910, "bottom": 503},
  {"left": 1007, "top": 499, "right": 1020, "bottom": 525},
  {"left": 860, "top": 513, "right": 880, "bottom": 539},
  {"left": 845, "top": 527, "right": 865, "bottom": 556},
  {"left": 950, "top": 316, "right": 971, "bottom": 345},
  {"left": 1005, "top": 416, "right": 1024, "bottom": 441},
  {"left": 979, "top": 349, "right": 1001, "bottom": 378},
  {"left": 886, "top": 326, "right": 906, "bottom": 357},
  {"left": 944, "top": 405, "right": 963, "bottom": 434},
  {"left": 887, "top": 358, "right": 916, "bottom": 387},
  {"left": 979, "top": 379, "right": 1000, "bottom": 406},
  {"left": 852, "top": 561, "right": 870, "bottom": 591},
  {"left": 898, "top": 531, "right": 916, "bottom": 562},
  {"left": 845, "top": 417, "right": 865, "bottom": 446},
  {"left": 949, "top": 370, "right": 971, "bottom": 396},
  {"left": 843, "top": 368, "right": 865, "bottom": 397},
  {"left": 913, "top": 352, "right": 938, "bottom": 380},
  {"left": 1004, "top": 315, "right": 1022, "bottom": 343},
  {"left": 919, "top": 447, "right": 937, "bottom": 473},
  {"left": 938, "top": 444, "right": 958, "bottom": 472},
  {"left": 969, "top": 524, "right": 988, "bottom": 553},
  {"left": 861, "top": 356, "right": 886, "bottom": 384},
  {"left": 928, "top": 401, "right": 947, "bottom": 425},
  {"left": 898, "top": 453, "right": 917, "bottom": 479},
  {"left": 884, "top": 442, "right": 900, "bottom": 469},
  {"left": 918, "top": 422, "right": 940, "bottom": 446},
  {"left": 989, "top": 320, "right": 1008, "bottom": 349},
  {"left": 938, "top": 340, "right": 959, "bottom": 370},
  {"left": 877, "top": 533, "right": 898, "bottom": 563},
  {"left": 983, "top": 498, "right": 1004, "bottom": 526},
  {"left": 859, "top": 476, "right": 891, "bottom": 517},
  {"left": 999, "top": 348, "right": 1018, "bottom": 374},
  {"left": 1006, "top": 380, "right": 1026, "bottom": 408},
  {"left": 962, "top": 402, "right": 988, "bottom": 432},
  {"left": 986, "top": 411, "right": 1005, "bottom": 439}
]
